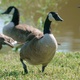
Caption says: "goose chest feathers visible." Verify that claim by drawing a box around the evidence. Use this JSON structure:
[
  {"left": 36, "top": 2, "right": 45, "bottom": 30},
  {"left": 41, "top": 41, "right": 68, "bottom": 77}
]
[
  {"left": 20, "top": 12, "right": 63, "bottom": 73},
  {"left": 21, "top": 34, "right": 57, "bottom": 65},
  {"left": 2, "top": 6, "right": 43, "bottom": 43}
]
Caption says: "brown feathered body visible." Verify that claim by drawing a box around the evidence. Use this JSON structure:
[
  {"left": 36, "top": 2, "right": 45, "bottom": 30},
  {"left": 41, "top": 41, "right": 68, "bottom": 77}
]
[
  {"left": 3, "top": 23, "right": 43, "bottom": 43},
  {"left": 20, "top": 34, "right": 58, "bottom": 65}
]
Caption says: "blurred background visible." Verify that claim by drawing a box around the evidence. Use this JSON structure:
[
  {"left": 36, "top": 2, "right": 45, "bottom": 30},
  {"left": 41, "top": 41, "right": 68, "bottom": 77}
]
[{"left": 0, "top": 0, "right": 80, "bottom": 52}]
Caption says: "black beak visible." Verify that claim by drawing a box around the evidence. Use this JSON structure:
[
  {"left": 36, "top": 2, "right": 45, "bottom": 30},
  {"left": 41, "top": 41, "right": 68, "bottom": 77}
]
[
  {"left": 59, "top": 18, "right": 63, "bottom": 21},
  {"left": 1, "top": 11, "right": 9, "bottom": 14},
  {"left": 56, "top": 16, "right": 63, "bottom": 21}
]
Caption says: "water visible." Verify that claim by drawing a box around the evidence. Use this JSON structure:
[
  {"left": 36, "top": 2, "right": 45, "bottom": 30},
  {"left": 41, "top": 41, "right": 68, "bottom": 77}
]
[
  {"left": 0, "top": 0, "right": 80, "bottom": 52},
  {"left": 57, "top": 0, "right": 80, "bottom": 52},
  {"left": 0, "top": 19, "right": 4, "bottom": 33}
]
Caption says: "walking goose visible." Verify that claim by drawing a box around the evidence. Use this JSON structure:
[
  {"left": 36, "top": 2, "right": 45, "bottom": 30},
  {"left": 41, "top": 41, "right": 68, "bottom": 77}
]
[
  {"left": 0, "top": 34, "right": 17, "bottom": 49},
  {"left": 1, "top": 6, "right": 43, "bottom": 43},
  {"left": 20, "top": 12, "right": 63, "bottom": 73}
]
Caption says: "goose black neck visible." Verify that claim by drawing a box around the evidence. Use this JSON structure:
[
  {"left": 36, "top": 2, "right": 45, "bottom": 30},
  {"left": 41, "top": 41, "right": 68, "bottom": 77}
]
[
  {"left": 11, "top": 8, "right": 19, "bottom": 26},
  {"left": 43, "top": 16, "right": 52, "bottom": 34}
]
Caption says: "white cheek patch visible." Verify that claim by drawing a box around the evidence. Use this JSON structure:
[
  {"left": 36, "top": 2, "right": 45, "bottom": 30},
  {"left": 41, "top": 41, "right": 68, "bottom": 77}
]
[
  {"left": 10, "top": 8, "right": 15, "bottom": 14},
  {"left": 48, "top": 13, "right": 55, "bottom": 21}
]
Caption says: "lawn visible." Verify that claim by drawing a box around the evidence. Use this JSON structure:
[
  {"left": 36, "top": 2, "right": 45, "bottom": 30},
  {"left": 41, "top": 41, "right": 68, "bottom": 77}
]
[{"left": 0, "top": 49, "right": 80, "bottom": 80}]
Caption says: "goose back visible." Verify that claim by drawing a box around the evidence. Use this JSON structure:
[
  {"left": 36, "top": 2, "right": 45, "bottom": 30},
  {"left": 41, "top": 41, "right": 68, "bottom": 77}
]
[{"left": 3, "top": 23, "right": 43, "bottom": 43}]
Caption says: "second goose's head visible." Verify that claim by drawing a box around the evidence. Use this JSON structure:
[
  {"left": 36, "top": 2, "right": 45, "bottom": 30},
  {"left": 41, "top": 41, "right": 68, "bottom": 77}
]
[
  {"left": 2, "top": 6, "right": 19, "bottom": 25},
  {"left": 48, "top": 12, "right": 63, "bottom": 22}
]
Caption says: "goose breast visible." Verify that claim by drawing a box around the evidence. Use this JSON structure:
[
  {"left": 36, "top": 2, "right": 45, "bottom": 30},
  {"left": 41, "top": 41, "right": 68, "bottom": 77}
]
[{"left": 20, "top": 34, "right": 58, "bottom": 65}]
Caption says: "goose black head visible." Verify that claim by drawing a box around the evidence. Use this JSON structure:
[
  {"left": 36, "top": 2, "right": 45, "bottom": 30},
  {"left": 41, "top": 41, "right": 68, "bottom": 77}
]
[
  {"left": 2, "top": 6, "right": 17, "bottom": 15},
  {"left": 2, "top": 6, "right": 19, "bottom": 25},
  {"left": 48, "top": 12, "right": 63, "bottom": 21}
]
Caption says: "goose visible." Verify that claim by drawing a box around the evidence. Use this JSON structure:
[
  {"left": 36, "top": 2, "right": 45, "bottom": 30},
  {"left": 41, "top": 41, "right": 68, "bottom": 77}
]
[
  {"left": 0, "top": 34, "right": 17, "bottom": 49},
  {"left": 1, "top": 6, "right": 43, "bottom": 43},
  {"left": 20, "top": 12, "right": 63, "bottom": 73}
]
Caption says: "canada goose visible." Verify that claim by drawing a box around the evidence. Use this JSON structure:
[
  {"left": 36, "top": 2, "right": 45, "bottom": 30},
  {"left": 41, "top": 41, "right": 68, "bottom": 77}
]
[
  {"left": 1, "top": 6, "right": 43, "bottom": 43},
  {"left": 0, "top": 34, "right": 17, "bottom": 49},
  {"left": 20, "top": 12, "right": 63, "bottom": 73}
]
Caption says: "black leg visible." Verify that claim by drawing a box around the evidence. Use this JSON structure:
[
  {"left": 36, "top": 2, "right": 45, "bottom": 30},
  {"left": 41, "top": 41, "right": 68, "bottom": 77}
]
[
  {"left": 20, "top": 58, "right": 28, "bottom": 74},
  {"left": 42, "top": 65, "right": 47, "bottom": 72}
]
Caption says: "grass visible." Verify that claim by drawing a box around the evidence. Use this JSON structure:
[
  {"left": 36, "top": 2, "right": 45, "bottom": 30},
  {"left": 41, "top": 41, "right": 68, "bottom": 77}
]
[{"left": 0, "top": 49, "right": 80, "bottom": 80}]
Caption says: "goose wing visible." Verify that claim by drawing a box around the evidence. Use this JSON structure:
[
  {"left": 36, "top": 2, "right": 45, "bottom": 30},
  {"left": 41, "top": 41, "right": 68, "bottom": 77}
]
[
  {"left": 0, "top": 34, "right": 17, "bottom": 48},
  {"left": 16, "top": 24, "right": 43, "bottom": 41}
]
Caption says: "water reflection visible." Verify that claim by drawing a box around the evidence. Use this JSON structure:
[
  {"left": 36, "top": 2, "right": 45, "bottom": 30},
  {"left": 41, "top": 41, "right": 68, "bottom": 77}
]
[{"left": 57, "top": 36, "right": 80, "bottom": 52}]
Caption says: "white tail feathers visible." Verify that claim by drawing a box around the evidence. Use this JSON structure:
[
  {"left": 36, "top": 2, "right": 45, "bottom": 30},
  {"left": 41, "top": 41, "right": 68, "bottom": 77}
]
[{"left": 11, "top": 41, "right": 17, "bottom": 45}]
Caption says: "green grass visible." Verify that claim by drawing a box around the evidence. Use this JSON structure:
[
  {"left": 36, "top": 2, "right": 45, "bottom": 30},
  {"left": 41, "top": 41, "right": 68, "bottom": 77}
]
[{"left": 0, "top": 50, "right": 80, "bottom": 80}]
